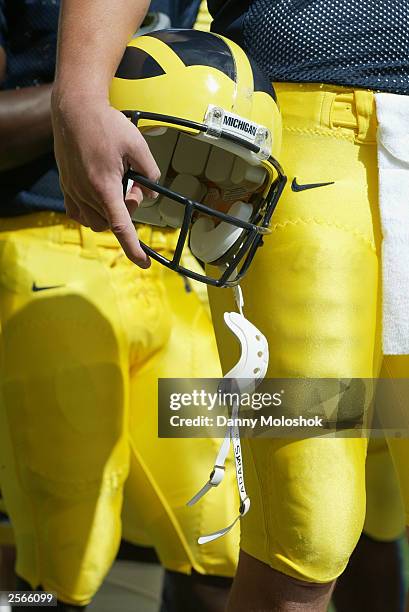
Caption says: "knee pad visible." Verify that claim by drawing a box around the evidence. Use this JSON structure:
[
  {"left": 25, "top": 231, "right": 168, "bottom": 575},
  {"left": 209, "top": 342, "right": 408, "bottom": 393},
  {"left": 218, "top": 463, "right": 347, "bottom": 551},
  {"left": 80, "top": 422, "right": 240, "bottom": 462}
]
[{"left": 240, "top": 437, "right": 367, "bottom": 584}]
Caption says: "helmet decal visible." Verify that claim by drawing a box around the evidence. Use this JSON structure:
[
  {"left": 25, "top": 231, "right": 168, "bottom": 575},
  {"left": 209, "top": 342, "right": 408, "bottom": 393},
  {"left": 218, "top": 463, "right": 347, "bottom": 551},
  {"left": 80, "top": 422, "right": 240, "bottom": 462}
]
[
  {"left": 247, "top": 55, "right": 277, "bottom": 100},
  {"left": 115, "top": 47, "right": 166, "bottom": 79},
  {"left": 147, "top": 29, "right": 237, "bottom": 81}
]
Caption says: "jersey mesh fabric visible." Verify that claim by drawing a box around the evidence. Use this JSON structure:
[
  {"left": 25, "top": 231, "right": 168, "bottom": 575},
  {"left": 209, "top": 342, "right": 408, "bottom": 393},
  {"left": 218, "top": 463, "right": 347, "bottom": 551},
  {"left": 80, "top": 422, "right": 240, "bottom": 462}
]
[{"left": 241, "top": 0, "right": 409, "bottom": 95}]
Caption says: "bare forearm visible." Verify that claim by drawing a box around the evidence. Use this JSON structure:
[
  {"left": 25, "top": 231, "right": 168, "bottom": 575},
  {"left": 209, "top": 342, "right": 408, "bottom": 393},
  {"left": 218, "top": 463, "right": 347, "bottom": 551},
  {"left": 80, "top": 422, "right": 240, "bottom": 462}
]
[
  {"left": 51, "top": 0, "right": 158, "bottom": 267},
  {"left": 0, "top": 84, "right": 52, "bottom": 171},
  {"left": 54, "top": 0, "right": 150, "bottom": 102}
]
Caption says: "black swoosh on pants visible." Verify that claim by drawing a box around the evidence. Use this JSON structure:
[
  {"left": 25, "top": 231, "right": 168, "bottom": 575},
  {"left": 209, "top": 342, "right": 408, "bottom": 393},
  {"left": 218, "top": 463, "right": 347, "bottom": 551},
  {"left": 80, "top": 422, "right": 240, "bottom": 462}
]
[
  {"left": 32, "top": 282, "right": 65, "bottom": 292},
  {"left": 291, "top": 178, "right": 334, "bottom": 192}
]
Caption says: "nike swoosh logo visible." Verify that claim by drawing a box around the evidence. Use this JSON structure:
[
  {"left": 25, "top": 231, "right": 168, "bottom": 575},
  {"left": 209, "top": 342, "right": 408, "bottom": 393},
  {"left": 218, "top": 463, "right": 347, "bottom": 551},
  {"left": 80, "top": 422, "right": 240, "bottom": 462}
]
[
  {"left": 291, "top": 178, "right": 334, "bottom": 192},
  {"left": 32, "top": 282, "right": 65, "bottom": 293}
]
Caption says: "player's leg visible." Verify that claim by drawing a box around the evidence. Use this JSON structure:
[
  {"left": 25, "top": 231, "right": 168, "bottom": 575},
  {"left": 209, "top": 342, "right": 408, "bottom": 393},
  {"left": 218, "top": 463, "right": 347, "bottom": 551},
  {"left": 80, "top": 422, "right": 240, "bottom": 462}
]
[
  {"left": 390, "top": 470, "right": 409, "bottom": 612},
  {"left": 121, "top": 236, "right": 237, "bottom": 612},
  {"left": 208, "top": 83, "right": 381, "bottom": 611},
  {"left": 333, "top": 535, "right": 405, "bottom": 612},
  {"left": 0, "top": 215, "right": 141, "bottom": 608},
  {"left": 333, "top": 439, "right": 406, "bottom": 612},
  {"left": 382, "top": 355, "right": 409, "bottom": 612},
  {"left": 13, "top": 576, "right": 85, "bottom": 611},
  {"left": 0, "top": 495, "right": 93, "bottom": 611},
  {"left": 160, "top": 570, "right": 232, "bottom": 612}
]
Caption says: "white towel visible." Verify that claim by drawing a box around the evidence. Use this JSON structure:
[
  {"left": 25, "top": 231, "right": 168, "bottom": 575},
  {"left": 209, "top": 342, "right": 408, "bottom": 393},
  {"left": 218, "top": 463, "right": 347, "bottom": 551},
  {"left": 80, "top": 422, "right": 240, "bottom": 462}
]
[{"left": 375, "top": 93, "right": 409, "bottom": 355}]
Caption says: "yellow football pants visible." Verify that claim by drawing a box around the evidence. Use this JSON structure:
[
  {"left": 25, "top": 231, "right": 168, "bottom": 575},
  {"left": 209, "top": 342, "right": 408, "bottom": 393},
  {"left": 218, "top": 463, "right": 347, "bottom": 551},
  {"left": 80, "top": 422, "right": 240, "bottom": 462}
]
[
  {"left": 208, "top": 83, "right": 409, "bottom": 584},
  {"left": 2, "top": 437, "right": 403, "bottom": 546},
  {"left": 0, "top": 213, "right": 239, "bottom": 606}
]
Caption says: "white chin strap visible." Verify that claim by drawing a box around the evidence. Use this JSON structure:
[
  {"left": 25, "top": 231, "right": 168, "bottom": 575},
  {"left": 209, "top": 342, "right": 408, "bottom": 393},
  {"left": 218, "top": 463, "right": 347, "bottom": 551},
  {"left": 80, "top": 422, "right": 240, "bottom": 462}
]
[
  {"left": 189, "top": 201, "right": 253, "bottom": 263},
  {"left": 187, "top": 286, "right": 269, "bottom": 544}
]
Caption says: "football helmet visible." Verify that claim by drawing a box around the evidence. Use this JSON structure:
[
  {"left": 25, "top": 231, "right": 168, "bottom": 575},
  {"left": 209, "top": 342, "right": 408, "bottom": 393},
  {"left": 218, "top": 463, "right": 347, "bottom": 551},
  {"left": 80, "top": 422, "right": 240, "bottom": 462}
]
[{"left": 110, "top": 29, "right": 286, "bottom": 287}]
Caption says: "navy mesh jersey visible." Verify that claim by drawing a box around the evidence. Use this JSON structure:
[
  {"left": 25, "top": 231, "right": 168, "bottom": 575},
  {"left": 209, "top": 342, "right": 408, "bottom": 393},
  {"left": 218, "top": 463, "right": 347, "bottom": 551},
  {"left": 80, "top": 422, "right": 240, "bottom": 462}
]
[
  {"left": 209, "top": 0, "right": 409, "bottom": 95},
  {"left": 0, "top": 0, "right": 63, "bottom": 216}
]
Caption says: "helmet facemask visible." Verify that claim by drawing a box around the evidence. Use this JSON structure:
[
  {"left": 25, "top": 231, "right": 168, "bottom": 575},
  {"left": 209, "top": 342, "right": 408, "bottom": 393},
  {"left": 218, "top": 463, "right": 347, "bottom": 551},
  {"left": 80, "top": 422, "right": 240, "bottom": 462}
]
[{"left": 123, "top": 109, "right": 286, "bottom": 287}]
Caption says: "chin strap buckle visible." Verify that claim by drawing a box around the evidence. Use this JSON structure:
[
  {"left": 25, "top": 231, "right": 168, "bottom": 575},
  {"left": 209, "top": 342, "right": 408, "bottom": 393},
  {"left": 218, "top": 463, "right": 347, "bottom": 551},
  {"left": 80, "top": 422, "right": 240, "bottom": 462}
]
[{"left": 187, "top": 284, "right": 268, "bottom": 544}]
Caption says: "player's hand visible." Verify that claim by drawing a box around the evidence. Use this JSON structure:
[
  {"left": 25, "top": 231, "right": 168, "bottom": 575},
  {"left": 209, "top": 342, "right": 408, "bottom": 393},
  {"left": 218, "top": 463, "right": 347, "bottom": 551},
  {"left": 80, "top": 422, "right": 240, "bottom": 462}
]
[{"left": 51, "top": 93, "right": 160, "bottom": 268}]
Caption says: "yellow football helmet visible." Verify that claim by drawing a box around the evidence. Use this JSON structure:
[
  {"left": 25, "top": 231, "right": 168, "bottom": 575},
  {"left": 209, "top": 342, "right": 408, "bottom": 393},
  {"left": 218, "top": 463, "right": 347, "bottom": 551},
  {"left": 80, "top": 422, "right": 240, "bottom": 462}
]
[{"left": 110, "top": 29, "right": 286, "bottom": 287}]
